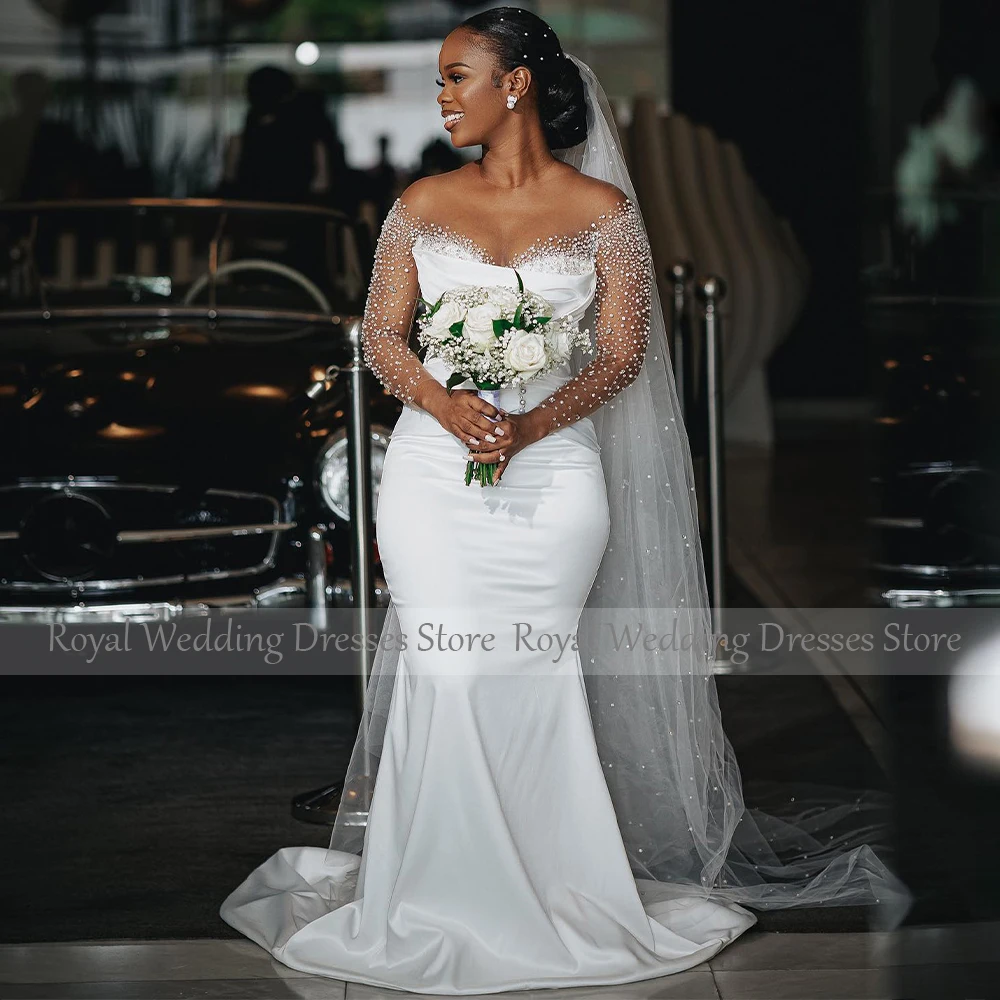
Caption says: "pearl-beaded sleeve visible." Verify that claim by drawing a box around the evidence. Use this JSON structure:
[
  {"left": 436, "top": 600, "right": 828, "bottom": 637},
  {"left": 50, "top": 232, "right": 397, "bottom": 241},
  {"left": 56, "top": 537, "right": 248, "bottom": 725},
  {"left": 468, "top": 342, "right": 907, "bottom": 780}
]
[
  {"left": 535, "top": 198, "right": 653, "bottom": 432},
  {"left": 359, "top": 199, "right": 439, "bottom": 407}
]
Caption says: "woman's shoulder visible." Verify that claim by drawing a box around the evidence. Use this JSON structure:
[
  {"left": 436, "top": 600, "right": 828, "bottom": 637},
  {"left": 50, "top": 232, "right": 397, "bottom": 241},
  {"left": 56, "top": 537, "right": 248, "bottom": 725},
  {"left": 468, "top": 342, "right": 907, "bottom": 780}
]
[
  {"left": 550, "top": 171, "right": 636, "bottom": 236},
  {"left": 395, "top": 168, "right": 474, "bottom": 221},
  {"left": 560, "top": 174, "right": 648, "bottom": 264},
  {"left": 555, "top": 169, "right": 630, "bottom": 211}
]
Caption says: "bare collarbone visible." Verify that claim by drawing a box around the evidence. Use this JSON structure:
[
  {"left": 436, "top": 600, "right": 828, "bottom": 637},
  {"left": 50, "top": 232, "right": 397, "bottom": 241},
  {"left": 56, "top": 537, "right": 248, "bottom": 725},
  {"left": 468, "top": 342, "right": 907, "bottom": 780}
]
[{"left": 400, "top": 167, "right": 630, "bottom": 269}]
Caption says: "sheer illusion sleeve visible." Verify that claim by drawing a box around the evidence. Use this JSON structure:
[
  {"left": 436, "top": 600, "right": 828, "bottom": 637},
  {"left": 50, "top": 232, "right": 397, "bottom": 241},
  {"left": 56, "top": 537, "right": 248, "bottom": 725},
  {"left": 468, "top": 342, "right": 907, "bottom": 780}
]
[
  {"left": 360, "top": 198, "right": 440, "bottom": 407},
  {"left": 535, "top": 197, "right": 653, "bottom": 431}
]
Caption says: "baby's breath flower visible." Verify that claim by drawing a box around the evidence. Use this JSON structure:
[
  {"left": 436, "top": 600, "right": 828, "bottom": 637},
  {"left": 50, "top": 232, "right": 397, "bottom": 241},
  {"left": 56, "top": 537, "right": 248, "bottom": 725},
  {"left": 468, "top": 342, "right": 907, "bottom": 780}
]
[{"left": 416, "top": 280, "right": 592, "bottom": 392}]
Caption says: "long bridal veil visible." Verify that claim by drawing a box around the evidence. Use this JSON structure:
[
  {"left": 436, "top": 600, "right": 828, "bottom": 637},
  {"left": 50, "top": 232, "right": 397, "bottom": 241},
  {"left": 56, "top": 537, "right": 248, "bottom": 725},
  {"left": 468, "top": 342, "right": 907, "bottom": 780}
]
[{"left": 327, "top": 52, "right": 910, "bottom": 927}]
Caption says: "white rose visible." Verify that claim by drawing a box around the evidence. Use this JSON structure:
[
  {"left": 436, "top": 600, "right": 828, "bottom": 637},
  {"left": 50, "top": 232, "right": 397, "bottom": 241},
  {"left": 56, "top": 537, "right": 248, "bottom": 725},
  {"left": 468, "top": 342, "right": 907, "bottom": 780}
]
[
  {"left": 505, "top": 331, "right": 547, "bottom": 374},
  {"left": 426, "top": 300, "right": 465, "bottom": 340},
  {"left": 486, "top": 286, "right": 522, "bottom": 314},
  {"left": 464, "top": 303, "right": 503, "bottom": 352},
  {"left": 546, "top": 326, "right": 574, "bottom": 361}
]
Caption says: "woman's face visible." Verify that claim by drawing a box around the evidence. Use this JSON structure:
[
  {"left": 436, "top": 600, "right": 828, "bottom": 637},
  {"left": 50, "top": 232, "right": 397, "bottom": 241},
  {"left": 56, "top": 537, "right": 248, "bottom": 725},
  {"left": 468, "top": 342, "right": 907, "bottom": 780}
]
[{"left": 436, "top": 29, "right": 523, "bottom": 148}]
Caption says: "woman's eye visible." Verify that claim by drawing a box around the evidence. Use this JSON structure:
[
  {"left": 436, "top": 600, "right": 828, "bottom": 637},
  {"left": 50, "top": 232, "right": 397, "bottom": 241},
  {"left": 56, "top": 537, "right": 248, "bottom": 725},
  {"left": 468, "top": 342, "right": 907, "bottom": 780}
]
[
  {"left": 435, "top": 78, "right": 444, "bottom": 87},
  {"left": 435, "top": 75, "right": 463, "bottom": 86}
]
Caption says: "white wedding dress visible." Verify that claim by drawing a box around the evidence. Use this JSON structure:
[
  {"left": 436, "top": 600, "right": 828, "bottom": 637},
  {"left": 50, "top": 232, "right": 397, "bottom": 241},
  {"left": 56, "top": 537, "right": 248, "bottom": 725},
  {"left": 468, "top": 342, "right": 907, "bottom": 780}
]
[{"left": 219, "top": 196, "right": 757, "bottom": 994}]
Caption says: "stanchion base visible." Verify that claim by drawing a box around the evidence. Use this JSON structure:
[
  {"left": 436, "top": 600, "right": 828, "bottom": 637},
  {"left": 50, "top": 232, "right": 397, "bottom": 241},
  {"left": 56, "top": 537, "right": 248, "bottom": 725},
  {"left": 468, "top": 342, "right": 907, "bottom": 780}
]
[
  {"left": 291, "top": 782, "right": 344, "bottom": 826},
  {"left": 291, "top": 774, "right": 377, "bottom": 827},
  {"left": 711, "top": 640, "right": 750, "bottom": 675}
]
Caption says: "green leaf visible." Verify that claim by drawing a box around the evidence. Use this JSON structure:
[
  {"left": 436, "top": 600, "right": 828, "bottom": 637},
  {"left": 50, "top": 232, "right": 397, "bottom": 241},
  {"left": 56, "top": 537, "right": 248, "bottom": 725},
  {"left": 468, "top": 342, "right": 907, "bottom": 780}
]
[
  {"left": 535, "top": 315, "right": 552, "bottom": 325},
  {"left": 515, "top": 270, "right": 524, "bottom": 294},
  {"left": 449, "top": 321, "right": 464, "bottom": 337},
  {"left": 493, "top": 318, "right": 512, "bottom": 337},
  {"left": 513, "top": 301, "right": 523, "bottom": 327},
  {"left": 446, "top": 371, "right": 470, "bottom": 391}
]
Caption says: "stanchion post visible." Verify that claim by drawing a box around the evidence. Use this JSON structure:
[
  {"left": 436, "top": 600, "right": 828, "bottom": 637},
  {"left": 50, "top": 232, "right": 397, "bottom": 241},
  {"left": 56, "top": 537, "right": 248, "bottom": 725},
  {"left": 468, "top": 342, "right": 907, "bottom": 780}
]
[
  {"left": 670, "top": 260, "right": 693, "bottom": 421},
  {"left": 289, "top": 316, "right": 377, "bottom": 827},
  {"left": 307, "top": 527, "right": 328, "bottom": 631},
  {"left": 695, "top": 276, "right": 732, "bottom": 667},
  {"left": 343, "top": 316, "right": 376, "bottom": 707}
]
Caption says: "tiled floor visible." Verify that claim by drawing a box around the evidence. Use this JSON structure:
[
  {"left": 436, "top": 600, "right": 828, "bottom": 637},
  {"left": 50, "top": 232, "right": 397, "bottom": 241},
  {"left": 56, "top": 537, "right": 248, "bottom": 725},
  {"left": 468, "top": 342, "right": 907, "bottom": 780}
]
[
  {"left": 7, "top": 924, "right": 1000, "bottom": 999},
  {"left": 723, "top": 436, "right": 870, "bottom": 610},
  {"left": 725, "top": 438, "right": 891, "bottom": 768},
  {"left": 0, "top": 931, "right": 898, "bottom": 999}
]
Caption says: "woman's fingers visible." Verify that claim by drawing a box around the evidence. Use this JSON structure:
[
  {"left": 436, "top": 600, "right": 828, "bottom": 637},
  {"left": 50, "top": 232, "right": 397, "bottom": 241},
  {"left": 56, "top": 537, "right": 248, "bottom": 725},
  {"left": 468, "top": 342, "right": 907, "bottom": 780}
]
[
  {"left": 462, "top": 397, "right": 504, "bottom": 430},
  {"left": 483, "top": 418, "right": 507, "bottom": 438},
  {"left": 458, "top": 413, "right": 498, "bottom": 436},
  {"left": 464, "top": 419, "right": 508, "bottom": 446},
  {"left": 468, "top": 395, "right": 503, "bottom": 420},
  {"left": 467, "top": 445, "right": 505, "bottom": 464},
  {"left": 461, "top": 422, "right": 488, "bottom": 444},
  {"left": 468, "top": 423, "right": 512, "bottom": 453}
]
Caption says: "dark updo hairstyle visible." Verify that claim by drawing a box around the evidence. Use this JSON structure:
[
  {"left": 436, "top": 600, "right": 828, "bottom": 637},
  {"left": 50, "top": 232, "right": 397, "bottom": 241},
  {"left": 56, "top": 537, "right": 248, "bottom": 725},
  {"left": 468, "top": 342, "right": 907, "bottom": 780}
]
[{"left": 459, "top": 6, "right": 588, "bottom": 150}]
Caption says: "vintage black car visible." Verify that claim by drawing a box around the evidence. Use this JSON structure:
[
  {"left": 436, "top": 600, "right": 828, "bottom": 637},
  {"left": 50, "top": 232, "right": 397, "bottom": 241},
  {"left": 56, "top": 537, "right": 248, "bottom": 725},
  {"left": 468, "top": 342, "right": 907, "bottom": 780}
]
[
  {"left": 865, "top": 190, "right": 1000, "bottom": 607},
  {"left": 0, "top": 200, "right": 398, "bottom": 621}
]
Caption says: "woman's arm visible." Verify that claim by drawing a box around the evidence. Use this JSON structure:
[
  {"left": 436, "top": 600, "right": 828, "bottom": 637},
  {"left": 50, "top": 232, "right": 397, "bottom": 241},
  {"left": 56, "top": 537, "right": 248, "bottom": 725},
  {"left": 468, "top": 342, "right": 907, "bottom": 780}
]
[
  {"left": 529, "top": 196, "right": 653, "bottom": 435},
  {"left": 360, "top": 198, "right": 446, "bottom": 413}
]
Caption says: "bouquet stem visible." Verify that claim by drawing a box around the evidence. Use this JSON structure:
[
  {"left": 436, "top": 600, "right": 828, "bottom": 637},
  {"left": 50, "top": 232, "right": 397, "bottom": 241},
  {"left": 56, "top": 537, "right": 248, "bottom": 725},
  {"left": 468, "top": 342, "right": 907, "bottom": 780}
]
[{"left": 467, "top": 387, "right": 502, "bottom": 487}]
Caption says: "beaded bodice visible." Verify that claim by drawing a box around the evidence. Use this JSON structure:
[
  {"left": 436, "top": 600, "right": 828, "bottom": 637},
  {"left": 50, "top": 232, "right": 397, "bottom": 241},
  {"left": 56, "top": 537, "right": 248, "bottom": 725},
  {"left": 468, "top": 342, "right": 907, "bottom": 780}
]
[
  {"left": 409, "top": 215, "right": 601, "bottom": 276},
  {"left": 360, "top": 194, "right": 653, "bottom": 434}
]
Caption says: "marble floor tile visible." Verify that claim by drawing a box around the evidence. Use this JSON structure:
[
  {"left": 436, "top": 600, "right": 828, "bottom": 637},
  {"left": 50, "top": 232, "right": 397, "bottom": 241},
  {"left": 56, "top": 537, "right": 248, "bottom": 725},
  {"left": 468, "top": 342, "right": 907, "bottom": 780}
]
[
  {"left": 344, "top": 968, "right": 719, "bottom": 1000},
  {"left": 713, "top": 967, "right": 890, "bottom": 1000},
  {"left": 891, "top": 921, "right": 1000, "bottom": 966},
  {"left": 708, "top": 931, "right": 893, "bottom": 971},
  {"left": 0, "top": 978, "right": 346, "bottom": 1000},
  {"left": 890, "top": 960, "right": 1000, "bottom": 999},
  {"left": 0, "top": 940, "right": 314, "bottom": 984}
]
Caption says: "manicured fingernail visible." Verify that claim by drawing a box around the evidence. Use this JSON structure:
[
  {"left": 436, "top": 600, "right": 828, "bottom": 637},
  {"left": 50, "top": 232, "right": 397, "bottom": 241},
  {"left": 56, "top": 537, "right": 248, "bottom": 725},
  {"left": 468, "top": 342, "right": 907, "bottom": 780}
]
[
  {"left": 485, "top": 433, "right": 496, "bottom": 443},
  {"left": 469, "top": 437, "right": 480, "bottom": 445},
  {"left": 495, "top": 428, "right": 505, "bottom": 436}
]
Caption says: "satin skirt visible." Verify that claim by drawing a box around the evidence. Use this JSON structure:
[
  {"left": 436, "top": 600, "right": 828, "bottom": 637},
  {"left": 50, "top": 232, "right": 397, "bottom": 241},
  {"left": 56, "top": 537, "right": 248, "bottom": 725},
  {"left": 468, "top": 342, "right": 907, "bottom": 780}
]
[{"left": 218, "top": 418, "right": 756, "bottom": 994}]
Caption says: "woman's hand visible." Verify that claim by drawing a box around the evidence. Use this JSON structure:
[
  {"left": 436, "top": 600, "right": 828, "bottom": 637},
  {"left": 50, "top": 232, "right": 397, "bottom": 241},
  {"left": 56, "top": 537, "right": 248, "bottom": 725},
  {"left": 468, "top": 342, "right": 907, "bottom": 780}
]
[
  {"left": 427, "top": 388, "right": 505, "bottom": 446},
  {"left": 423, "top": 388, "right": 549, "bottom": 484},
  {"left": 465, "top": 409, "right": 547, "bottom": 484}
]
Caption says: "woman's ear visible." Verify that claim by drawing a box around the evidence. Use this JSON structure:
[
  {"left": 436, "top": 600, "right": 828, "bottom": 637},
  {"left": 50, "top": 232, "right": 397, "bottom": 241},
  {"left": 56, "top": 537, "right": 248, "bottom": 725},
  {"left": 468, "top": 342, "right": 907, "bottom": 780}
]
[{"left": 508, "top": 66, "right": 531, "bottom": 101}]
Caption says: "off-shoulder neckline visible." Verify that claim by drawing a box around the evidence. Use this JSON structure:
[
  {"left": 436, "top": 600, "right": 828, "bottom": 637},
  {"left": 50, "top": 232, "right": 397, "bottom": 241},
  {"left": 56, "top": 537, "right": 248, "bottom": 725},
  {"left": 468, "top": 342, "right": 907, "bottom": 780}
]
[{"left": 391, "top": 195, "right": 635, "bottom": 271}]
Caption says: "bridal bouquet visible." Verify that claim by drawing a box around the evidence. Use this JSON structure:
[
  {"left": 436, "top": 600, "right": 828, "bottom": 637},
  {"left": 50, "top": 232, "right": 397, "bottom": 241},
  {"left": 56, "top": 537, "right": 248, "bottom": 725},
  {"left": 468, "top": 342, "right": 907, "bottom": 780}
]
[{"left": 417, "top": 271, "right": 592, "bottom": 487}]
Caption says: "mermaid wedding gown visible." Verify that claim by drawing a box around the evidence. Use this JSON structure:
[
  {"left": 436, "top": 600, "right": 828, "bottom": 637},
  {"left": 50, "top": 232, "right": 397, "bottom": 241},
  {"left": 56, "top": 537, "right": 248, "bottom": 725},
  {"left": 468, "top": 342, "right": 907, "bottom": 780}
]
[{"left": 219, "top": 196, "right": 756, "bottom": 993}]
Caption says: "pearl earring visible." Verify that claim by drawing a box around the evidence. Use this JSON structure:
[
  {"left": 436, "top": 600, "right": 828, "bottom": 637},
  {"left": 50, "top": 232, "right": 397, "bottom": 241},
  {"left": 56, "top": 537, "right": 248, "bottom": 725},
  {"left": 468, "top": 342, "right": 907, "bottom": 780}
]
[{"left": 506, "top": 94, "right": 518, "bottom": 109}]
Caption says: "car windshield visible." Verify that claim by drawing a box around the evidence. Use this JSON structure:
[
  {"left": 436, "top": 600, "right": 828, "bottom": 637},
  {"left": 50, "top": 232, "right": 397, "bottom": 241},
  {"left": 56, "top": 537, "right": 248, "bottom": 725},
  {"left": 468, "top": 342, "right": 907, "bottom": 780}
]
[{"left": 0, "top": 200, "right": 369, "bottom": 321}]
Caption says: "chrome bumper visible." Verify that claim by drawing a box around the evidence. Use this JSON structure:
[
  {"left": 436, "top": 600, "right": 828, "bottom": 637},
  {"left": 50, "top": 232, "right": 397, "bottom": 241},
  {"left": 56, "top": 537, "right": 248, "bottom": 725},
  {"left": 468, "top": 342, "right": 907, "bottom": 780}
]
[{"left": 0, "top": 573, "right": 391, "bottom": 623}]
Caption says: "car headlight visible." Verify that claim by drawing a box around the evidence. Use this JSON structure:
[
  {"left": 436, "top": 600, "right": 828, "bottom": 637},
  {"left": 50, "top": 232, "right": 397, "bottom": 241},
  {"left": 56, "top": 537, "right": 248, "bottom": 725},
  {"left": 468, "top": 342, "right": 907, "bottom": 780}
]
[{"left": 316, "top": 425, "right": 391, "bottom": 521}]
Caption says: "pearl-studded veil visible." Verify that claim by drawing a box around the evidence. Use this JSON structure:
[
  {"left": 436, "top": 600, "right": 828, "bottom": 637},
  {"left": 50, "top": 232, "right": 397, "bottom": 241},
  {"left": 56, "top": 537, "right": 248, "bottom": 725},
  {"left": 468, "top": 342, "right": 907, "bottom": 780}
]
[{"left": 327, "top": 50, "right": 910, "bottom": 925}]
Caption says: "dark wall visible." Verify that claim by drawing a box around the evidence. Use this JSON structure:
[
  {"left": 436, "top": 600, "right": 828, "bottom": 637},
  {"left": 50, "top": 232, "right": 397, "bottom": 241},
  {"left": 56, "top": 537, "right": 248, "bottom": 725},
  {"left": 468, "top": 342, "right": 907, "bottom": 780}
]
[{"left": 672, "top": 0, "right": 865, "bottom": 397}]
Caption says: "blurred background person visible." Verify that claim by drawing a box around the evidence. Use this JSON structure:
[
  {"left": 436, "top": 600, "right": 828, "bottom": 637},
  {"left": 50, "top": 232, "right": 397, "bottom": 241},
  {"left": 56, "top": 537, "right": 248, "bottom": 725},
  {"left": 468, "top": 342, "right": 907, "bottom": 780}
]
[
  {"left": 366, "top": 133, "right": 398, "bottom": 226},
  {"left": 0, "top": 69, "right": 87, "bottom": 201},
  {"left": 219, "top": 65, "right": 318, "bottom": 204},
  {"left": 413, "top": 136, "right": 465, "bottom": 181}
]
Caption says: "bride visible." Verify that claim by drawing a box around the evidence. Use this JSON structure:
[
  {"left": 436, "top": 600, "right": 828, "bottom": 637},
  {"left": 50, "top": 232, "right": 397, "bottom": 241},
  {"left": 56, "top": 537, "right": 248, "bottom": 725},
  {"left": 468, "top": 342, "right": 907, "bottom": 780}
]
[{"left": 220, "top": 7, "right": 907, "bottom": 993}]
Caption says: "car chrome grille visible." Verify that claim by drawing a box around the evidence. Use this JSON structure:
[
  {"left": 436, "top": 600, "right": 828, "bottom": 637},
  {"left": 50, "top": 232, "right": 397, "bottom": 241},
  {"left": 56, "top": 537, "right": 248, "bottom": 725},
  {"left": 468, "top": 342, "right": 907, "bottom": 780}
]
[{"left": 0, "top": 480, "right": 292, "bottom": 593}]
